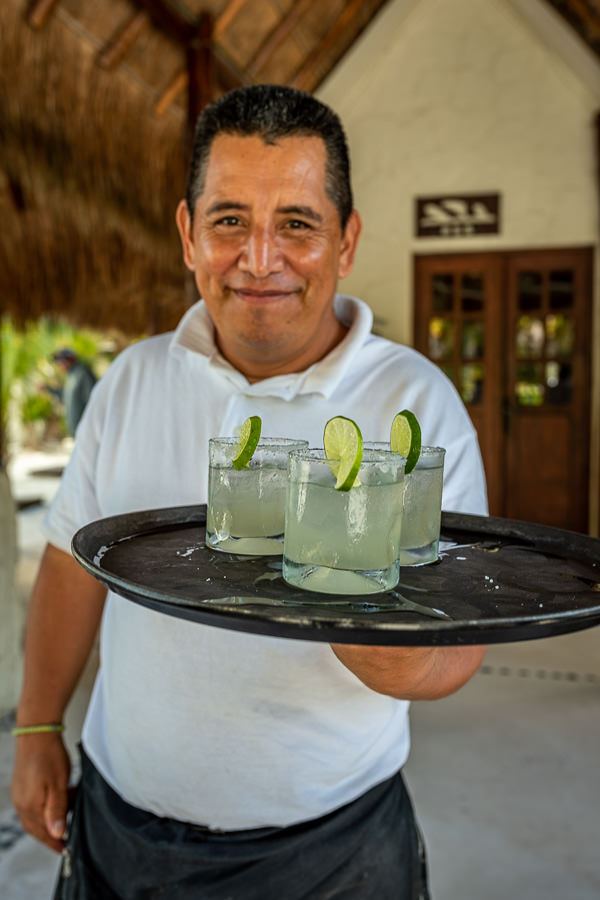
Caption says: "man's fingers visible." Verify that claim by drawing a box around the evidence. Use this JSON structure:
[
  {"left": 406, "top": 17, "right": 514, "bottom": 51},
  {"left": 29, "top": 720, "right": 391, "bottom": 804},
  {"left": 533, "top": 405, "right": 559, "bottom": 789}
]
[
  {"left": 16, "top": 808, "right": 65, "bottom": 854},
  {"left": 44, "top": 787, "right": 68, "bottom": 840}
]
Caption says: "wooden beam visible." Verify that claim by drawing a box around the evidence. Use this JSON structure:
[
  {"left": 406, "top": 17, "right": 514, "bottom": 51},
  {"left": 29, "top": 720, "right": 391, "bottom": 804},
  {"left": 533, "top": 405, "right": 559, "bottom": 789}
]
[
  {"left": 247, "top": 0, "right": 313, "bottom": 77},
  {"left": 551, "top": 0, "right": 600, "bottom": 39},
  {"left": 213, "top": 44, "right": 253, "bottom": 89},
  {"left": 27, "top": 0, "right": 60, "bottom": 29},
  {"left": 154, "top": 69, "right": 188, "bottom": 116},
  {"left": 187, "top": 12, "right": 214, "bottom": 141},
  {"left": 97, "top": 10, "right": 150, "bottom": 69},
  {"left": 154, "top": 52, "right": 251, "bottom": 118},
  {"left": 214, "top": 0, "right": 249, "bottom": 39},
  {"left": 291, "top": 0, "right": 367, "bottom": 91},
  {"left": 134, "top": 0, "right": 194, "bottom": 45}
]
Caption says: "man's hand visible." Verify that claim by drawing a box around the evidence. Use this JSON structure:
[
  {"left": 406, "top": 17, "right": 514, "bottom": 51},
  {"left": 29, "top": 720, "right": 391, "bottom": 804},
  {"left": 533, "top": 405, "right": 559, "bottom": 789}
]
[
  {"left": 10, "top": 543, "right": 105, "bottom": 851},
  {"left": 330, "top": 643, "right": 486, "bottom": 700},
  {"left": 11, "top": 733, "right": 71, "bottom": 853}
]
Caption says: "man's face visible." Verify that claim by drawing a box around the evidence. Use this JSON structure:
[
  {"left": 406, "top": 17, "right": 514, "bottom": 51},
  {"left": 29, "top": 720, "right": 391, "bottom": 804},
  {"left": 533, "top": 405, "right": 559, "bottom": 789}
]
[{"left": 176, "top": 133, "right": 361, "bottom": 379}]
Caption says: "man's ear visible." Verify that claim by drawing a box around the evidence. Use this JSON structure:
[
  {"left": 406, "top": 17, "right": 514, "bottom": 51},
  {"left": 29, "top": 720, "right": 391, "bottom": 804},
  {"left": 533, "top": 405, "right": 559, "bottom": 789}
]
[
  {"left": 175, "top": 200, "right": 196, "bottom": 272},
  {"left": 337, "top": 209, "right": 362, "bottom": 279}
]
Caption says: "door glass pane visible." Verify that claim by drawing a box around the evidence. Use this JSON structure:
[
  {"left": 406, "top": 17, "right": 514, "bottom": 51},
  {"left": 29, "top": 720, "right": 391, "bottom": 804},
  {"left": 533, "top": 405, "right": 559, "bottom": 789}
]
[
  {"left": 461, "top": 273, "right": 484, "bottom": 311},
  {"left": 462, "top": 321, "right": 484, "bottom": 359},
  {"left": 432, "top": 274, "right": 453, "bottom": 313},
  {"left": 518, "top": 271, "right": 543, "bottom": 311},
  {"left": 461, "top": 364, "right": 484, "bottom": 404},
  {"left": 516, "top": 315, "right": 544, "bottom": 358},
  {"left": 549, "top": 269, "right": 574, "bottom": 310},
  {"left": 429, "top": 318, "right": 454, "bottom": 360},
  {"left": 516, "top": 363, "right": 544, "bottom": 405},
  {"left": 545, "top": 314, "right": 574, "bottom": 356},
  {"left": 546, "top": 361, "right": 572, "bottom": 404}
]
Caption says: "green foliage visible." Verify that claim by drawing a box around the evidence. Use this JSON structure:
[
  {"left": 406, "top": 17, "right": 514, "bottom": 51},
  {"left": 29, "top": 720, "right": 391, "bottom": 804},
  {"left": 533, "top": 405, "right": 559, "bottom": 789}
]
[{"left": 21, "top": 393, "right": 55, "bottom": 424}]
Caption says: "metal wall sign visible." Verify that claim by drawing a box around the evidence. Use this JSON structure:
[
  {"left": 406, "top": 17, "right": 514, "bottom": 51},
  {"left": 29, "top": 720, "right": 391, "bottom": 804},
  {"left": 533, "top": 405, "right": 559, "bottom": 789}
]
[{"left": 415, "top": 193, "right": 501, "bottom": 237}]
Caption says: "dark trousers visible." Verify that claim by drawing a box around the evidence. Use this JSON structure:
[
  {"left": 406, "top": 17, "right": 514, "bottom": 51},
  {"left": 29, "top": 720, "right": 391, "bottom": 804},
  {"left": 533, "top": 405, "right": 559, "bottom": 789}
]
[{"left": 54, "top": 746, "right": 430, "bottom": 899}]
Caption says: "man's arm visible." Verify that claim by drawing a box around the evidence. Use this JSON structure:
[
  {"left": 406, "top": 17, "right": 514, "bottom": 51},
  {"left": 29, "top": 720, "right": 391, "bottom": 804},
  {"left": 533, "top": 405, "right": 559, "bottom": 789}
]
[
  {"left": 11, "top": 543, "right": 106, "bottom": 852},
  {"left": 330, "top": 643, "right": 486, "bottom": 700}
]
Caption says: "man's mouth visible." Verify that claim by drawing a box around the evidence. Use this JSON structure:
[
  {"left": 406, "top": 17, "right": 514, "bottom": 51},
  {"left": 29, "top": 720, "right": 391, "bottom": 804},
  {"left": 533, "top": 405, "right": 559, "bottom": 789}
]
[{"left": 230, "top": 287, "right": 299, "bottom": 303}]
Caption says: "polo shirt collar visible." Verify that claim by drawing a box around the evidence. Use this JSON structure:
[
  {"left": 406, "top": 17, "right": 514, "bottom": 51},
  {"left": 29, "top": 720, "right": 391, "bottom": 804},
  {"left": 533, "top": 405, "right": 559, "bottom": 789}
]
[{"left": 169, "top": 295, "right": 373, "bottom": 400}]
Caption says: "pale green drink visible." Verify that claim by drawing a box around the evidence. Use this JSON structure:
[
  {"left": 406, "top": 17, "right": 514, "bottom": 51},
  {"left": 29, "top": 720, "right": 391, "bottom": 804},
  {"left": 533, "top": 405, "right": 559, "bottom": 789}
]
[
  {"left": 400, "top": 446, "right": 445, "bottom": 566},
  {"left": 283, "top": 449, "right": 405, "bottom": 594},
  {"left": 207, "top": 437, "right": 307, "bottom": 555}
]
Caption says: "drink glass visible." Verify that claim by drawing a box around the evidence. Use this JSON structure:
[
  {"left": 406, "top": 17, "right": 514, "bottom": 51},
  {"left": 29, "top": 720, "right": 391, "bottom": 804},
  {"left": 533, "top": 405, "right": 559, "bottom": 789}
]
[
  {"left": 283, "top": 448, "right": 405, "bottom": 595},
  {"left": 207, "top": 437, "right": 308, "bottom": 555},
  {"left": 400, "top": 446, "right": 445, "bottom": 566}
]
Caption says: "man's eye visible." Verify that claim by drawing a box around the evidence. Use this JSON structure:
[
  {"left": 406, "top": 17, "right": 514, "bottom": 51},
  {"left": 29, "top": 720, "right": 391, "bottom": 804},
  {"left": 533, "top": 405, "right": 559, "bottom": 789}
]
[
  {"left": 215, "top": 215, "right": 242, "bottom": 227},
  {"left": 286, "top": 219, "right": 311, "bottom": 230}
]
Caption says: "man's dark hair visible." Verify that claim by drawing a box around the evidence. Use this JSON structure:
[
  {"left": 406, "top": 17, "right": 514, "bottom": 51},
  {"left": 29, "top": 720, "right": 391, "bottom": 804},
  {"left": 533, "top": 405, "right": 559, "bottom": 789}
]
[{"left": 185, "top": 84, "right": 353, "bottom": 229}]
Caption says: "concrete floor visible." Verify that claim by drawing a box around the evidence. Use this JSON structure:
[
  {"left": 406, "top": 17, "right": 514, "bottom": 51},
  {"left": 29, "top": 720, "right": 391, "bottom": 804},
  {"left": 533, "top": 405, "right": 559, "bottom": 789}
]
[{"left": 1, "top": 450, "right": 599, "bottom": 899}]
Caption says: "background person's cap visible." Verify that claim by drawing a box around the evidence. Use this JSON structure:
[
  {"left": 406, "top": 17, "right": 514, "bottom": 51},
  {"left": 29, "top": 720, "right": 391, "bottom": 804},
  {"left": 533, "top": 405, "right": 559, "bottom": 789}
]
[{"left": 52, "top": 348, "right": 77, "bottom": 362}]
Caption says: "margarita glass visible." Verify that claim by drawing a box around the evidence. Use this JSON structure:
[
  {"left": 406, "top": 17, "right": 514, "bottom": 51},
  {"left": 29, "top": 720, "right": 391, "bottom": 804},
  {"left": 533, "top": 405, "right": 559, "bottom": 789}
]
[
  {"left": 207, "top": 437, "right": 308, "bottom": 555},
  {"left": 283, "top": 448, "right": 405, "bottom": 594}
]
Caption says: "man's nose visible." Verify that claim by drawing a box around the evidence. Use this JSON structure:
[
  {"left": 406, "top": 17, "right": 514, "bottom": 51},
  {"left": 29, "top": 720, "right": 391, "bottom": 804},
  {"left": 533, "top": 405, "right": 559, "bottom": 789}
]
[{"left": 238, "top": 227, "right": 284, "bottom": 277}]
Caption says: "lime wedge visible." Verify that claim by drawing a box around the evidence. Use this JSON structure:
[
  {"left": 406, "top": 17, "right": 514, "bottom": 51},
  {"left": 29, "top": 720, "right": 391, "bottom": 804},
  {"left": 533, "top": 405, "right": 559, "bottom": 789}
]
[
  {"left": 231, "top": 416, "right": 262, "bottom": 470},
  {"left": 323, "top": 416, "right": 363, "bottom": 491},
  {"left": 390, "top": 409, "right": 421, "bottom": 473}
]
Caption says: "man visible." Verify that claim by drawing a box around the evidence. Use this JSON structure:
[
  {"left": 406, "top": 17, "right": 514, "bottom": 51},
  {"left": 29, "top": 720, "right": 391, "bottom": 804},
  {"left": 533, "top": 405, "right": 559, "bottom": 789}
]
[
  {"left": 51, "top": 348, "right": 97, "bottom": 436},
  {"left": 11, "top": 85, "right": 487, "bottom": 899}
]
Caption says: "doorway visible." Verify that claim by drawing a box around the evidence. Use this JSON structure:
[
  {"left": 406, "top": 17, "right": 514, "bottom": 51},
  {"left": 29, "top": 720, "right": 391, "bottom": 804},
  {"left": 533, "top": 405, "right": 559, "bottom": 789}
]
[{"left": 414, "top": 248, "right": 593, "bottom": 532}]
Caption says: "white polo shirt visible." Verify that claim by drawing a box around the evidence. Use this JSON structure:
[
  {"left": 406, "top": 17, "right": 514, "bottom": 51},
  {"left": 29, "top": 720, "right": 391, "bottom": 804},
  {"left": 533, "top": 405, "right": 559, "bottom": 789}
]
[{"left": 43, "top": 295, "right": 487, "bottom": 830}]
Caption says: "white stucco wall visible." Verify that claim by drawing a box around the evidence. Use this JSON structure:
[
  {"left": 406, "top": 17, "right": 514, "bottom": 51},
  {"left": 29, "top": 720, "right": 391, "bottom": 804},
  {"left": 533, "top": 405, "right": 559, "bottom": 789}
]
[{"left": 317, "top": 0, "right": 600, "bottom": 531}]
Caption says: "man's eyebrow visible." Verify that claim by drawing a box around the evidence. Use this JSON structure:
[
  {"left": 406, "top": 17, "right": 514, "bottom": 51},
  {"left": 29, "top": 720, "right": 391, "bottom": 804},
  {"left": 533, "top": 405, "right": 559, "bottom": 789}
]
[
  {"left": 205, "top": 201, "right": 249, "bottom": 216},
  {"left": 204, "top": 201, "right": 323, "bottom": 224},
  {"left": 278, "top": 205, "right": 323, "bottom": 223}
]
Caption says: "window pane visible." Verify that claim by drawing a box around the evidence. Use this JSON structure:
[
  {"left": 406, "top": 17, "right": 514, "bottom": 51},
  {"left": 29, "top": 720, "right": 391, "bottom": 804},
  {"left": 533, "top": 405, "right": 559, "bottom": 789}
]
[
  {"left": 516, "top": 363, "right": 544, "bottom": 405},
  {"left": 516, "top": 316, "right": 544, "bottom": 359},
  {"left": 461, "top": 274, "right": 484, "bottom": 311},
  {"left": 432, "top": 274, "right": 453, "bottom": 313},
  {"left": 518, "top": 271, "right": 543, "bottom": 311},
  {"left": 462, "top": 321, "right": 484, "bottom": 359},
  {"left": 545, "top": 314, "right": 574, "bottom": 356},
  {"left": 461, "top": 364, "right": 484, "bottom": 404},
  {"left": 549, "top": 269, "right": 574, "bottom": 310},
  {"left": 429, "top": 317, "right": 454, "bottom": 360},
  {"left": 546, "top": 361, "right": 572, "bottom": 404}
]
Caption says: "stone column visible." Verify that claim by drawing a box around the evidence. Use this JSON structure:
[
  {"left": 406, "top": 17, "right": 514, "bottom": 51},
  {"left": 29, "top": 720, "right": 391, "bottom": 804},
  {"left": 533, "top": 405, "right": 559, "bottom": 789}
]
[{"left": 0, "top": 467, "right": 21, "bottom": 716}]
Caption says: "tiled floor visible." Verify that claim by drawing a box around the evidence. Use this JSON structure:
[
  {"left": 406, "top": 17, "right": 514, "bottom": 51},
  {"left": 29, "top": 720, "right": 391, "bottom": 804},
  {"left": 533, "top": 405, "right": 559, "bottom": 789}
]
[{"left": 1, "top": 450, "right": 599, "bottom": 899}]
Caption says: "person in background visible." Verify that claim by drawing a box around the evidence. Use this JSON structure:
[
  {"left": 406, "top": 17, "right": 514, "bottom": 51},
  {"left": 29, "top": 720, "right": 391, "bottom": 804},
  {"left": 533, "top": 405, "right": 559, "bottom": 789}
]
[{"left": 51, "top": 349, "right": 97, "bottom": 437}]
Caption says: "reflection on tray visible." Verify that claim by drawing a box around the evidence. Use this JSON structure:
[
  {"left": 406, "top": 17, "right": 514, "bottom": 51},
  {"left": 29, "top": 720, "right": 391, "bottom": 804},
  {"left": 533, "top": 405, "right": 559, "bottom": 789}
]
[{"left": 196, "top": 584, "right": 453, "bottom": 620}]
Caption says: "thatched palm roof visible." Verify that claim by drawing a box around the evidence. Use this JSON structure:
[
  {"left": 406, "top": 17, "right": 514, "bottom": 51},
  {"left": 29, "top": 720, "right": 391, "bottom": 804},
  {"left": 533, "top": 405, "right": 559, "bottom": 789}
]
[{"left": 1, "top": 0, "right": 599, "bottom": 335}]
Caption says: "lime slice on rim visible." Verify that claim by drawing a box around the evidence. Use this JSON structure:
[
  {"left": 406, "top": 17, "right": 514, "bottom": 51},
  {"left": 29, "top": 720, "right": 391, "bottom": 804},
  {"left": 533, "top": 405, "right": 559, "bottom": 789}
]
[
  {"left": 323, "top": 416, "right": 363, "bottom": 491},
  {"left": 231, "top": 415, "right": 262, "bottom": 470},
  {"left": 390, "top": 409, "right": 421, "bottom": 474}
]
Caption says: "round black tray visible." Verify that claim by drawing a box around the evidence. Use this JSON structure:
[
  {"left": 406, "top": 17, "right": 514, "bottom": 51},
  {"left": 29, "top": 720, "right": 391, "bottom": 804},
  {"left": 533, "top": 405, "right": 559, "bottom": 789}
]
[{"left": 71, "top": 505, "right": 600, "bottom": 646}]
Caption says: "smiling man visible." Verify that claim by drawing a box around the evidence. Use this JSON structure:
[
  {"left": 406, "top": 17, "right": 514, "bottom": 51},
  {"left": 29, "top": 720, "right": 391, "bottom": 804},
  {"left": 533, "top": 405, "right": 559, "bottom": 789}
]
[
  {"left": 12, "top": 85, "right": 487, "bottom": 899},
  {"left": 176, "top": 130, "right": 361, "bottom": 380}
]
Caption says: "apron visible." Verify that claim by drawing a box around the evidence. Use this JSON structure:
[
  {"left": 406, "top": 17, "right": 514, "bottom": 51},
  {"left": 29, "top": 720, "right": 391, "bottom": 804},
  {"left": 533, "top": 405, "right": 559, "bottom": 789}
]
[{"left": 54, "top": 745, "right": 429, "bottom": 900}]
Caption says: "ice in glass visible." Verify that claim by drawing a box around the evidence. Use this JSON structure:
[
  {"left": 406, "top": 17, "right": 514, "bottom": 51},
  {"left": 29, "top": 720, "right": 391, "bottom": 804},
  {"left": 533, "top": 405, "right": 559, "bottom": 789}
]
[
  {"left": 283, "top": 448, "right": 405, "bottom": 594},
  {"left": 207, "top": 437, "right": 308, "bottom": 555}
]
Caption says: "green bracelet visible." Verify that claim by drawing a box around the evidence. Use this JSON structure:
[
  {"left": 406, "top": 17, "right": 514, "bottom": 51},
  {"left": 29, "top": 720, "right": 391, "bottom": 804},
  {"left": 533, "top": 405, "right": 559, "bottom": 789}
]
[{"left": 11, "top": 723, "right": 65, "bottom": 736}]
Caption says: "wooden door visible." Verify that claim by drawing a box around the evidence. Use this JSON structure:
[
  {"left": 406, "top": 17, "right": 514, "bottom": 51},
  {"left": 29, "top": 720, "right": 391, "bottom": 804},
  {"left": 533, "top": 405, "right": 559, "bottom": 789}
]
[{"left": 414, "top": 248, "right": 593, "bottom": 532}]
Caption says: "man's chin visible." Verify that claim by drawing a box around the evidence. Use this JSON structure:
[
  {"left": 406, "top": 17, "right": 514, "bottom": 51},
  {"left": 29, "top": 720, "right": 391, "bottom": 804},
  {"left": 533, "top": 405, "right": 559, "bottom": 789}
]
[{"left": 218, "top": 327, "right": 291, "bottom": 358}]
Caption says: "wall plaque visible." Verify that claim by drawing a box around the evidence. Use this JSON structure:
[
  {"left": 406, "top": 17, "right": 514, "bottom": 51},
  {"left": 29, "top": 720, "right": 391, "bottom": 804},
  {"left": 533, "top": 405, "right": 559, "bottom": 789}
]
[{"left": 415, "top": 193, "right": 501, "bottom": 238}]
